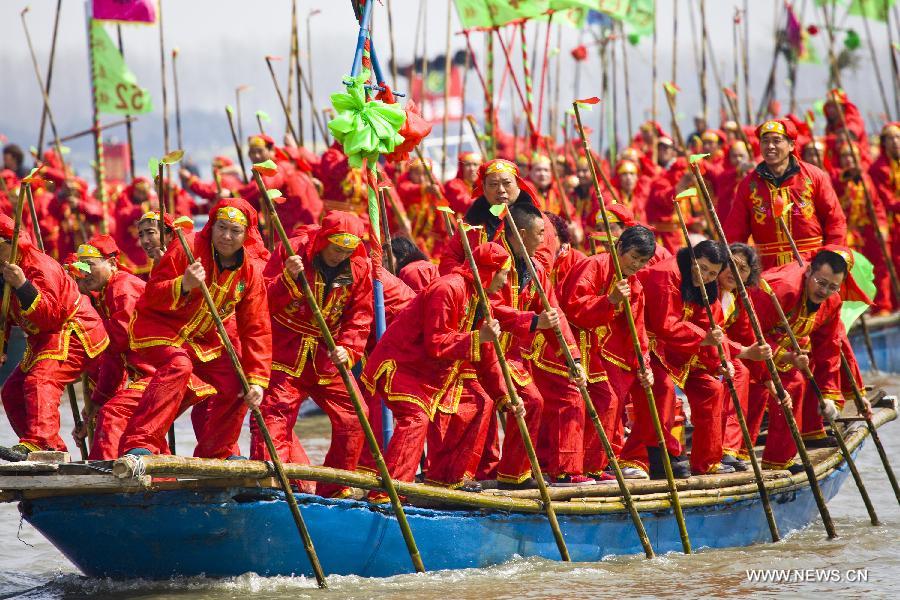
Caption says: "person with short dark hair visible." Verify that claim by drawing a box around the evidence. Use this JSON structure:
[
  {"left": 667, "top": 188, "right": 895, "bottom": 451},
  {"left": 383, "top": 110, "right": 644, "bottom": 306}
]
[
  {"left": 748, "top": 246, "right": 867, "bottom": 472},
  {"left": 391, "top": 236, "right": 438, "bottom": 293},
  {"left": 549, "top": 225, "right": 658, "bottom": 481},
  {"left": 2, "top": 144, "right": 27, "bottom": 179},
  {"left": 620, "top": 240, "right": 757, "bottom": 478}
]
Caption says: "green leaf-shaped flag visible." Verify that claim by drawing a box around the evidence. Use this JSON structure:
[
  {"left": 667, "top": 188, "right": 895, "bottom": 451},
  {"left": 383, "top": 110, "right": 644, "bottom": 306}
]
[
  {"left": 675, "top": 187, "right": 698, "bottom": 199},
  {"left": 59, "top": 145, "right": 71, "bottom": 155},
  {"left": 148, "top": 157, "right": 160, "bottom": 175},
  {"left": 253, "top": 159, "right": 278, "bottom": 176},
  {"left": 225, "top": 104, "right": 234, "bottom": 115},
  {"left": 256, "top": 110, "right": 271, "bottom": 122},
  {"left": 689, "top": 153, "right": 710, "bottom": 164},
  {"left": 267, "top": 189, "right": 283, "bottom": 199},
  {"left": 29, "top": 146, "right": 37, "bottom": 156},
  {"left": 162, "top": 149, "right": 185, "bottom": 164},
  {"left": 436, "top": 205, "right": 455, "bottom": 214},
  {"left": 327, "top": 71, "right": 407, "bottom": 168},
  {"left": 664, "top": 81, "right": 680, "bottom": 96},
  {"left": 489, "top": 203, "right": 509, "bottom": 218}
]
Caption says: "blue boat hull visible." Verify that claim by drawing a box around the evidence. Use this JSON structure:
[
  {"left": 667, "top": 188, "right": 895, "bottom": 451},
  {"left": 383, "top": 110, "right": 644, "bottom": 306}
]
[
  {"left": 849, "top": 315, "right": 900, "bottom": 373},
  {"left": 21, "top": 452, "right": 857, "bottom": 579}
]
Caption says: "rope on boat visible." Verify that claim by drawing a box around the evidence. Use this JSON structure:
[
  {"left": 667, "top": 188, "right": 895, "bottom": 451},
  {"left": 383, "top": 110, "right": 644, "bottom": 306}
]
[{"left": 118, "top": 455, "right": 146, "bottom": 481}]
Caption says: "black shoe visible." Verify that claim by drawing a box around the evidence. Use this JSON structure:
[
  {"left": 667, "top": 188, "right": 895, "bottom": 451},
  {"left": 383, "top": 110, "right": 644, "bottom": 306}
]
[
  {"left": 458, "top": 478, "right": 483, "bottom": 493},
  {"left": 721, "top": 454, "right": 749, "bottom": 472},
  {"left": 648, "top": 446, "right": 690, "bottom": 479},
  {"left": 0, "top": 445, "right": 28, "bottom": 462},
  {"left": 804, "top": 435, "right": 838, "bottom": 449},
  {"left": 787, "top": 462, "right": 806, "bottom": 475}
]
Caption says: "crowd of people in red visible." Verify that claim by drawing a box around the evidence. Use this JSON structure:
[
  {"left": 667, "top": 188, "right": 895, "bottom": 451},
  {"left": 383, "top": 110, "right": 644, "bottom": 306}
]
[{"left": 0, "top": 87, "right": 895, "bottom": 495}]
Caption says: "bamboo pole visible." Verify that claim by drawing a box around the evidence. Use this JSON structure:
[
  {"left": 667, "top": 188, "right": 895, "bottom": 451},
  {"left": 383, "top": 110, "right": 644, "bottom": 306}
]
[
  {"left": 887, "top": 2, "right": 900, "bottom": 118},
  {"left": 573, "top": 102, "right": 692, "bottom": 555},
  {"left": 500, "top": 209, "right": 654, "bottom": 558},
  {"left": 691, "top": 161, "right": 837, "bottom": 539},
  {"left": 651, "top": 0, "right": 658, "bottom": 122},
  {"left": 840, "top": 353, "right": 899, "bottom": 505},
  {"left": 66, "top": 385, "right": 88, "bottom": 460},
  {"left": 171, "top": 48, "right": 184, "bottom": 152},
  {"left": 0, "top": 183, "right": 28, "bottom": 369},
  {"left": 252, "top": 168, "right": 425, "bottom": 574},
  {"left": 413, "top": 146, "right": 454, "bottom": 236},
  {"left": 440, "top": 0, "right": 453, "bottom": 179},
  {"left": 171, "top": 226, "right": 328, "bottom": 587},
  {"left": 858, "top": 315, "right": 880, "bottom": 373},
  {"left": 265, "top": 57, "right": 300, "bottom": 145},
  {"left": 224, "top": 106, "right": 249, "bottom": 184},
  {"left": 466, "top": 115, "right": 489, "bottom": 159},
  {"left": 36, "top": 0, "right": 62, "bottom": 157},
  {"left": 446, "top": 211, "right": 571, "bottom": 561},
  {"left": 672, "top": 197, "right": 781, "bottom": 543},
  {"left": 757, "top": 224, "right": 880, "bottom": 526},
  {"left": 58, "top": 117, "right": 136, "bottom": 145}
]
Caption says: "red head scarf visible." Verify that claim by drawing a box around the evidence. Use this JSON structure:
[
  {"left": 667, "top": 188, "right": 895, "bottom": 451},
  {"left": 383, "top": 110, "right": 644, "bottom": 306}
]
[
  {"left": 456, "top": 241, "right": 511, "bottom": 291},
  {"left": 605, "top": 203, "right": 637, "bottom": 227},
  {"left": 810, "top": 245, "right": 870, "bottom": 304},
  {"left": 881, "top": 122, "right": 900, "bottom": 140},
  {"left": 455, "top": 151, "right": 483, "bottom": 180},
  {"left": 306, "top": 210, "right": 367, "bottom": 262},
  {"left": 248, "top": 134, "right": 275, "bottom": 149},
  {"left": 198, "top": 198, "right": 268, "bottom": 264},
  {"left": 212, "top": 155, "right": 234, "bottom": 168},
  {"left": 472, "top": 159, "right": 541, "bottom": 206}
]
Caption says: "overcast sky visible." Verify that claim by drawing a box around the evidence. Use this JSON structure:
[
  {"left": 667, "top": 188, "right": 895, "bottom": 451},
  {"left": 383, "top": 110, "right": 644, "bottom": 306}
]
[{"left": 1, "top": 0, "right": 895, "bottom": 178}]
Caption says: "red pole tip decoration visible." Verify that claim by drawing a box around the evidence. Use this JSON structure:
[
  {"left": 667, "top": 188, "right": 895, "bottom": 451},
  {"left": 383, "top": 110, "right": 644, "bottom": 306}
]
[
  {"left": 571, "top": 45, "right": 588, "bottom": 61},
  {"left": 723, "top": 87, "right": 738, "bottom": 100},
  {"left": 266, "top": 55, "right": 283, "bottom": 62},
  {"left": 575, "top": 97, "right": 601, "bottom": 105}
]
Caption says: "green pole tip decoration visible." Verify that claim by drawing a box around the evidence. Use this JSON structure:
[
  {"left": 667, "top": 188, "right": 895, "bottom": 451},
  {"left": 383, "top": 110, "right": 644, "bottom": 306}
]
[
  {"left": 148, "top": 157, "right": 160, "bottom": 175},
  {"left": 327, "top": 71, "right": 406, "bottom": 169},
  {"left": 436, "top": 205, "right": 455, "bottom": 214},
  {"left": 252, "top": 159, "right": 279, "bottom": 175},
  {"left": 267, "top": 189, "right": 283, "bottom": 200},
  {"left": 488, "top": 203, "right": 509, "bottom": 217},
  {"left": 225, "top": 104, "right": 234, "bottom": 115},
  {"left": 689, "top": 153, "right": 710, "bottom": 164},
  {"left": 676, "top": 187, "right": 698, "bottom": 199},
  {"left": 162, "top": 150, "right": 185, "bottom": 164},
  {"left": 256, "top": 110, "right": 271, "bottom": 122}
]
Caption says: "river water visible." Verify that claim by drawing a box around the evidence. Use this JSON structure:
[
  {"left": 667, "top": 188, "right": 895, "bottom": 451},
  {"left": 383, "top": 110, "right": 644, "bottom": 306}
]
[{"left": 0, "top": 377, "right": 898, "bottom": 600}]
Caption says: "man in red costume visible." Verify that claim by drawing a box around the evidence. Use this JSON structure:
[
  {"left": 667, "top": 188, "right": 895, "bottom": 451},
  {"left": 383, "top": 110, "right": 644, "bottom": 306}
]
[
  {"left": 70, "top": 235, "right": 215, "bottom": 459},
  {"left": 0, "top": 215, "right": 109, "bottom": 457},
  {"left": 869, "top": 122, "right": 900, "bottom": 302},
  {"left": 724, "top": 119, "right": 847, "bottom": 269},
  {"left": 444, "top": 152, "right": 483, "bottom": 215},
  {"left": 833, "top": 142, "right": 892, "bottom": 314},
  {"left": 118, "top": 198, "right": 272, "bottom": 458},
  {"left": 550, "top": 225, "right": 658, "bottom": 480},
  {"left": 362, "top": 242, "right": 515, "bottom": 497},
  {"left": 824, "top": 89, "right": 871, "bottom": 163},
  {"left": 250, "top": 211, "right": 373, "bottom": 499},
  {"left": 490, "top": 202, "right": 583, "bottom": 487},
  {"left": 749, "top": 247, "right": 863, "bottom": 471},
  {"left": 620, "top": 241, "right": 744, "bottom": 478}
]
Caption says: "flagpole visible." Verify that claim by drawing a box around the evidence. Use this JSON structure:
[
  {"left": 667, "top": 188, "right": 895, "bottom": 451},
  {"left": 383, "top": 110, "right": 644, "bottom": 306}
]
[
  {"left": 157, "top": 0, "right": 173, "bottom": 214},
  {"left": 294, "top": 6, "right": 305, "bottom": 146},
  {"left": 651, "top": 0, "right": 658, "bottom": 123},
  {"left": 116, "top": 26, "right": 136, "bottom": 179},
  {"left": 83, "top": 7, "right": 107, "bottom": 234},
  {"left": 700, "top": 0, "right": 708, "bottom": 122},
  {"left": 861, "top": 5, "right": 892, "bottom": 120},
  {"left": 620, "top": 21, "right": 634, "bottom": 141},
  {"left": 440, "top": 0, "right": 453, "bottom": 179},
  {"left": 306, "top": 9, "right": 320, "bottom": 149},
  {"left": 286, "top": 0, "right": 298, "bottom": 131},
  {"left": 888, "top": 2, "right": 900, "bottom": 118},
  {"left": 172, "top": 48, "right": 184, "bottom": 152},
  {"left": 742, "top": 0, "right": 751, "bottom": 122},
  {"left": 36, "top": 0, "right": 62, "bottom": 157}
]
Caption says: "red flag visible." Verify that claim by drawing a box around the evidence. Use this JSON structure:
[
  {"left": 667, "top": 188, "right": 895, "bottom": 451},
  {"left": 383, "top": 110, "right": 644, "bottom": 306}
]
[{"left": 92, "top": 0, "right": 156, "bottom": 24}]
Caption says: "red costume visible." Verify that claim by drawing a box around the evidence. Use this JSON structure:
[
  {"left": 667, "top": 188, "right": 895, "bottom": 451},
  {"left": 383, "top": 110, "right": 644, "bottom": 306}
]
[
  {"left": 444, "top": 152, "right": 482, "bottom": 215},
  {"left": 118, "top": 198, "right": 272, "bottom": 458},
  {"left": 724, "top": 120, "right": 847, "bottom": 268},
  {"left": 749, "top": 260, "right": 850, "bottom": 469},
  {"left": 249, "top": 211, "right": 373, "bottom": 498},
  {"left": 620, "top": 256, "right": 727, "bottom": 475},
  {"left": 0, "top": 216, "right": 109, "bottom": 452},
  {"left": 398, "top": 259, "right": 440, "bottom": 293},
  {"left": 361, "top": 243, "right": 511, "bottom": 491},
  {"left": 868, "top": 123, "right": 900, "bottom": 302},
  {"left": 552, "top": 252, "right": 650, "bottom": 476}
]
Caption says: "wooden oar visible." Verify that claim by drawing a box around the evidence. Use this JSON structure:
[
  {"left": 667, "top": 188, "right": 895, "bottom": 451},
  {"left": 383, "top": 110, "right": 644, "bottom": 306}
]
[
  {"left": 755, "top": 226, "right": 880, "bottom": 526},
  {"left": 171, "top": 226, "right": 328, "bottom": 587},
  {"left": 445, "top": 210, "right": 570, "bottom": 562},
  {"left": 252, "top": 168, "right": 425, "bottom": 574},
  {"left": 500, "top": 209, "right": 654, "bottom": 558},
  {"left": 840, "top": 353, "right": 900, "bottom": 506},
  {"left": 412, "top": 146, "right": 454, "bottom": 237},
  {"left": 573, "top": 101, "right": 692, "bottom": 554},
  {"left": 1, "top": 181, "right": 29, "bottom": 365},
  {"left": 672, "top": 196, "right": 781, "bottom": 543},
  {"left": 690, "top": 160, "right": 838, "bottom": 539}
]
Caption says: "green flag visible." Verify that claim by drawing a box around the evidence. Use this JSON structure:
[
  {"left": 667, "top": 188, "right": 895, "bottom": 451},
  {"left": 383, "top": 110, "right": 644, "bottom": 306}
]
[
  {"left": 597, "top": 0, "right": 632, "bottom": 20},
  {"left": 90, "top": 20, "right": 152, "bottom": 115},
  {"left": 840, "top": 251, "right": 877, "bottom": 330},
  {"left": 623, "top": 0, "right": 654, "bottom": 39},
  {"left": 848, "top": 0, "right": 896, "bottom": 21},
  {"left": 454, "top": 0, "right": 550, "bottom": 29}
]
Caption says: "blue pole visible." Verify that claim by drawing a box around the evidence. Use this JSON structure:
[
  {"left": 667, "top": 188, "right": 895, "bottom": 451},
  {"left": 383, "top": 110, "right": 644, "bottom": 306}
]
[{"left": 350, "top": 0, "right": 374, "bottom": 78}]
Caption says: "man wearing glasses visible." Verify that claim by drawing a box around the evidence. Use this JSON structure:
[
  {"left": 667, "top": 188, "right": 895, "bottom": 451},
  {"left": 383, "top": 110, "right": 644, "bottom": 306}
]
[{"left": 747, "top": 247, "right": 870, "bottom": 472}]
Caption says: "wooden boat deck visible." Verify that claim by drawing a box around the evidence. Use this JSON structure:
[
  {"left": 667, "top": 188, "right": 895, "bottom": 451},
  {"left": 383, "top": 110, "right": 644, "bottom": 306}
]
[{"left": 0, "top": 392, "right": 895, "bottom": 515}]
